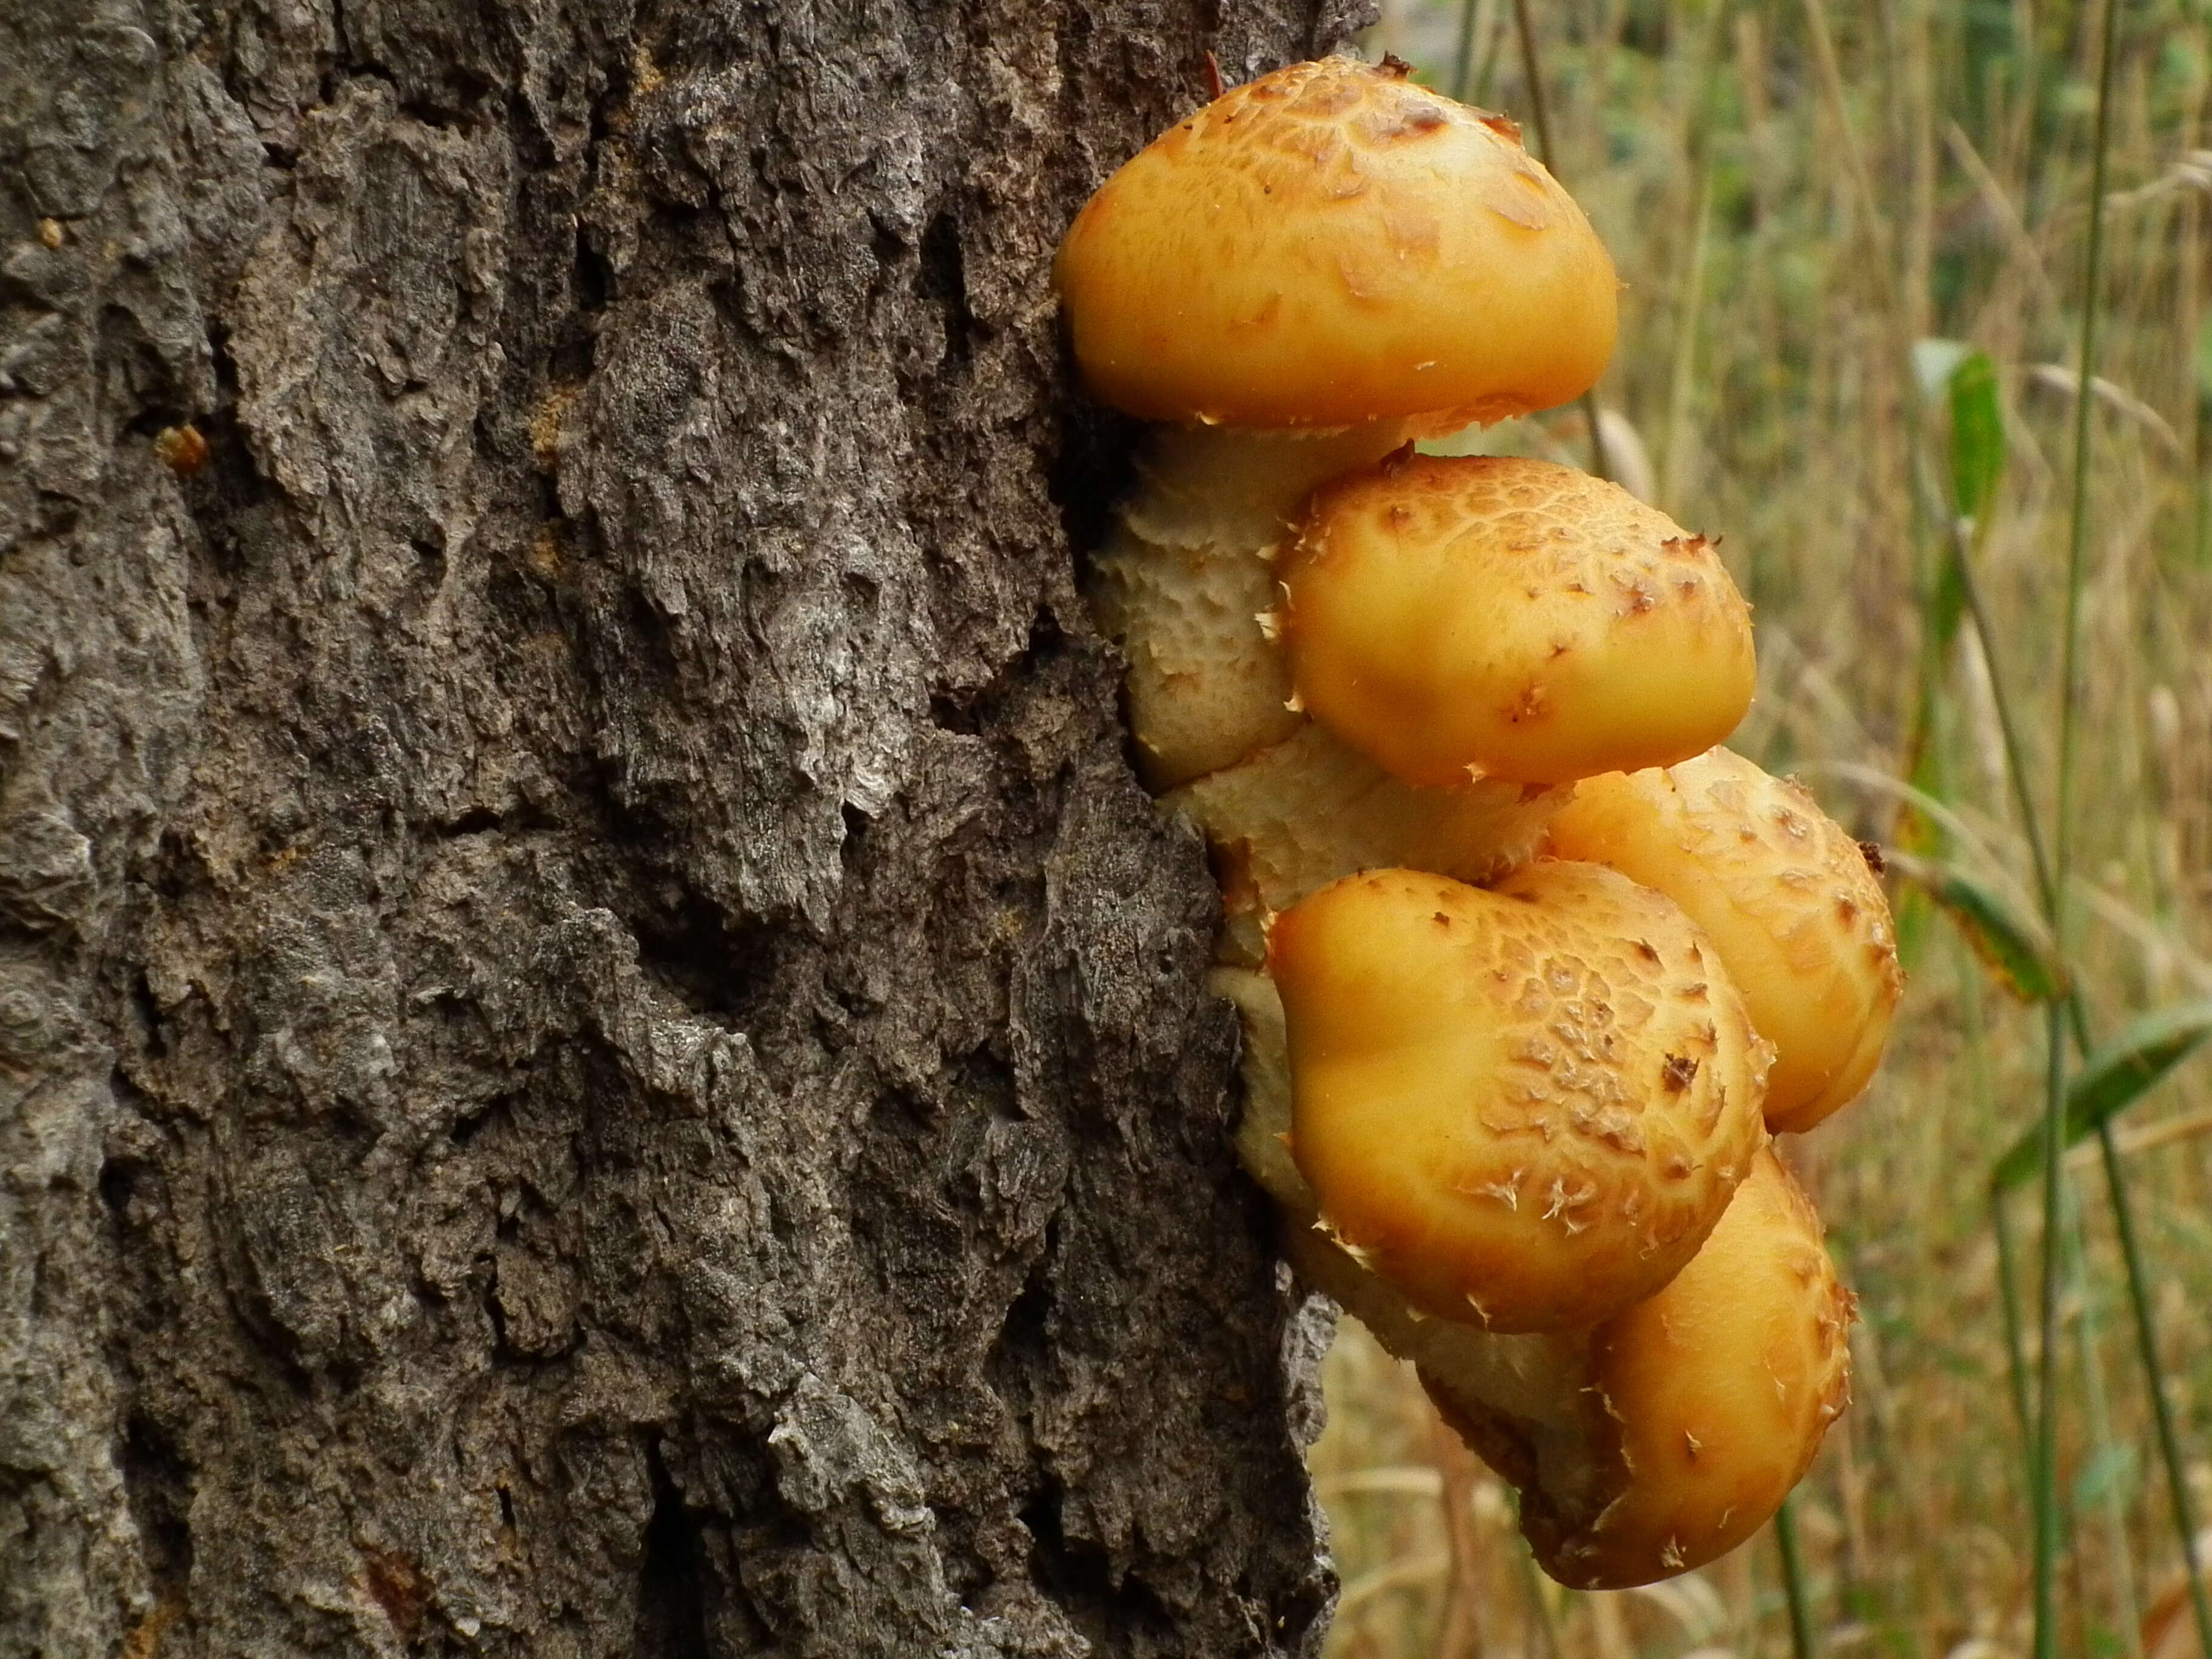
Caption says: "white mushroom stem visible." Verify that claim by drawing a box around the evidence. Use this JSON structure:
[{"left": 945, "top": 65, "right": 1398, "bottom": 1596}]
[
  {"left": 1093, "top": 423, "right": 1412, "bottom": 791},
  {"left": 1170, "top": 727, "right": 1563, "bottom": 967}
]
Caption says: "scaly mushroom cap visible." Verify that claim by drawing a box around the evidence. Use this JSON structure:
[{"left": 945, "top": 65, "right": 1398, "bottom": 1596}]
[
  {"left": 1545, "top": 748, "right": 1903, "bottom": 1133},
  {"left": 1215, "top": 960, "right": 1623, "bottom": 1445},
  {"left": 1280, "top": 454, "right": 1757, "bottom": 788},
  {"left": 1053, "top": 58, "right": 1618, "bottom": 429},
  {"left": 1432, "top": 1146, "right": 1855, "bottom": 1589},
  {"left": 1271, "top": 862, "right": 1771, "bottom": 1331}
]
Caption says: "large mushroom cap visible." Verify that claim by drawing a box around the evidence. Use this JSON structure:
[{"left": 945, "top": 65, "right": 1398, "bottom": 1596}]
[
  {"left": 1053, "top": 58, "right": 1618, "bottom": 429},
  {"left": 1270, "top": 862, "right": 1771, "bottom": 1332},
  {"left": 1281, "top": 454, "right": 1757, "bottom": 788},
  {"left": 1546, "top": 749, "right": 1903, "bottom": 1132}
]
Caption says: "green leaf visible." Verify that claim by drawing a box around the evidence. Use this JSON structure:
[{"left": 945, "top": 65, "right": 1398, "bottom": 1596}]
[
  {"left": 1882, "top": 849, "right": 2065, "bottom": 1002},
  {"left": 1991, "top": 1000, "right": 2212, "bottom": 1192},
  {"left": 1891, "top": 746, "right": 1950, "bottom": 971},
  {"left": 1928, "top": 533, "right": 1969, "bottom": 653},
  {"left": 2196, "top": 312, "right": 2212, "bottom": 411},
  {"left": 1893, "top": 869, "right": 1939, "bottom": 973},
  {"left": 1948, "top": 350, "right": 2006, "bottom": 523}
]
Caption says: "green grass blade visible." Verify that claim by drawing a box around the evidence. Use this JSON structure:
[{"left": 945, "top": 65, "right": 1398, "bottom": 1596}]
[
  {"left": 1992, "top": 1190, "right": 2037, "bottom": 1464},
  {"left": 2100, "top": 1115, "right": 2212, "bottom": 1659},
  {"left": 1992, "top": 1001, "right": 2212, "bottom": 1192},
  {"left": 1450, "top": 0, "right": 1479, "bottom": 101},
  {"left": 1948, "top": 349, "right": 2006, "bottom": 526},
  {"left": 1895, "top": 341, "right": 2004, "bottom": 968},
  {"left": 1775, "top": 1495, "right": 1818, "bottom": 1659},
  {"left": 2197, "top": 313, "right": 2212, "bottom": 568},
  {"left": 2033, "top": 1008, "right": 2070, "bottom": 1659},
  {"left": 1882, "top": 850, "right": 2065, "bottom": 1003},
  {"left": 2039, "top": 0, "right": 2123, "bottom": 1628},
  {"left": 1507, "top": 0, "right": 1609, "bottom": 483}
]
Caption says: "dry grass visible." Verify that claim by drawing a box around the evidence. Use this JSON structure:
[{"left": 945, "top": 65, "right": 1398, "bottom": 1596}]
[{"left": 1312, "top": 2, "right": 2212, "bottom": 1654}]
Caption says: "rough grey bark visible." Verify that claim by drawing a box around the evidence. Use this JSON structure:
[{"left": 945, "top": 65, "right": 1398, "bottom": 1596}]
[{"left": 0, "top": 1, "right": 1376, "bottom": 1653}]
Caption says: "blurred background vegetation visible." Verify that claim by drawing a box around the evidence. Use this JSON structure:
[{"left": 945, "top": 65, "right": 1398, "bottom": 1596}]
[{"left": 1309, "top": 1, "right": 2212, "bottom": 1655}]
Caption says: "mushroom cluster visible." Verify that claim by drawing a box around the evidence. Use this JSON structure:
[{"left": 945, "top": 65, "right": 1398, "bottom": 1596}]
[{"left": 1055, "top": 56, "right": 1901, "bottom": 1588}]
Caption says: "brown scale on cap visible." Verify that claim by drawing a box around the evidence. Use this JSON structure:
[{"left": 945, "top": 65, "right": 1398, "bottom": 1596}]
[
  {"left": 1546, "top": 748, "right": 1904, "bottom": 1133},
  {"left": 1270, "top": 862, "right": 1771, "bottom": 1332},
  {"left": 1053, "top": 58, "right": 1617, "bottom": 431},
  {"left": 1281, "top": 455, "right": 1757, "bottom": 789}
]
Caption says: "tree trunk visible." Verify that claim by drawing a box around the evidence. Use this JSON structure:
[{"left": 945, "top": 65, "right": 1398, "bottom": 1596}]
[{"left": 0, "top": 1, "right": 1373, "bottom": 1652}]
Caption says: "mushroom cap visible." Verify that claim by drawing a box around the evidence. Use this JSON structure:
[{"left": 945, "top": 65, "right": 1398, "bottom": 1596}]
[
  {"left": 1503, "top": 1146, "right": 1855, "bottom": 1588},
  {"left": 1053, "top": 58, "right": 1618, "bottom": 429},
  {"left": 1280, "top": 454, "right": 1757, "bottom": 788},
  {"left": 1271, "top": 861, "right": 1771, "bottom": 1332},
  {"left": 1545, "top": 749, "right": 1903, "bottom": 1132}
]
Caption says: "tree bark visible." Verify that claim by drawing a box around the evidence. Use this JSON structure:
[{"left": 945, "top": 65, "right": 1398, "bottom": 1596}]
[{"left": 0, "top": 1, "right": 1373, "bottom": 1652}]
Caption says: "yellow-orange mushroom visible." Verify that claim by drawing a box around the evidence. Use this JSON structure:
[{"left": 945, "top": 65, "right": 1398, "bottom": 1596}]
[
  {"left": 1281, "top": 454, "right": 1756, "bottom": 789},
  {"left": 1053, "top": 58, "right": 1617, "bottom": 431},
  {"left": 1545, "top": 748, "right": 1902, "bottom": 1133},
  {"left": 1427, "top": 1147, "right": 1854, "bottom": 1587},
  {"left": 1070, "top": 59, "right": 1623, "bottom": 802},
  {"left": 1269, "top": 862, "right": 1771, "bottom": 1331},
  {"left": 1219, "top": 970, "right": 1851, "bottom": 1589},
  {"left": 1059, "top": 53, "right": 1857, "bottom": 1598}
]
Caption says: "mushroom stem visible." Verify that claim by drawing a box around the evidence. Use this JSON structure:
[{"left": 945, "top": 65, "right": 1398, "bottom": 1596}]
[
  {"left": 1119, "top": 423, "right": 1416, "bottom": 560},
  {"left": 1093, "top": 422, "right": 1410, "bottom": 793},
  {"left": 1168, "top": 726, "right": 1564, "bottom": 967}
]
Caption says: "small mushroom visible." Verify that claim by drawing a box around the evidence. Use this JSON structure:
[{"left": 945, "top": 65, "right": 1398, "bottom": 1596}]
[
  {"left": 1544, "top": 748, "right": 1903, "bottom": 1132},
  {"left": 1053, "top": 58, "right": 1618, "bottom": 432},
  {"left": 1279, "top": 454, "right": 1756, "bottom": 788},
  {"left": 1268, "top": 862, "right": 1771, "bottom": 1330},
  {"left": 1426, "top": 1145, "right": 1855, "bottom": 1588}
]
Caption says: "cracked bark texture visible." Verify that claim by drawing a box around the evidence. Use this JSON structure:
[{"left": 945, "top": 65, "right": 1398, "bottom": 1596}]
[{"left": 0, "top": 1, "right": 1373, "bottom": 1652}]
